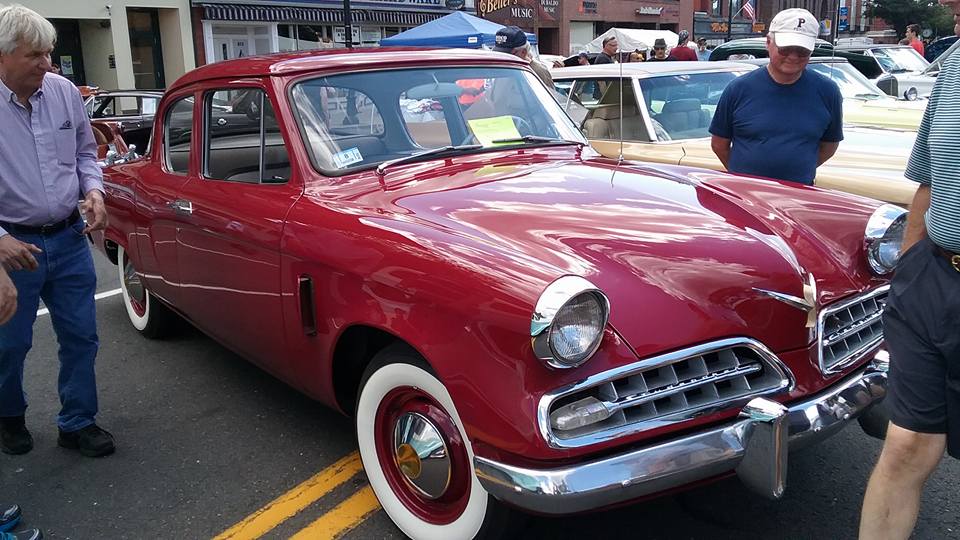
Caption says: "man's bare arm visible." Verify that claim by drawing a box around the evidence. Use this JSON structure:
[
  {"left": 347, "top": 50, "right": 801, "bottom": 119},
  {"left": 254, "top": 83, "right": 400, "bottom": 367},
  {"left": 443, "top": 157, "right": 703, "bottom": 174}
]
[
  {"left": 902, "top": 184, "right": 930, "bottom": 253},
  {"left": 710, "top": 135, "right": 732, "bottom": 170},
  {"left": 817, "top": 141, "right": 840, "bottom": 166}
]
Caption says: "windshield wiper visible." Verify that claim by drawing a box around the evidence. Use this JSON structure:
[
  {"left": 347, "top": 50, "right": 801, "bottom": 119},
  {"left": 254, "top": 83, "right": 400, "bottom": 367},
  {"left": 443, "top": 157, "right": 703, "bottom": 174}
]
[
  {"left": 490, "top": 135, "right": 583, "bottom": 146},
  {"left": 376, "top": 144, "right": 482, "bottom": 176}
]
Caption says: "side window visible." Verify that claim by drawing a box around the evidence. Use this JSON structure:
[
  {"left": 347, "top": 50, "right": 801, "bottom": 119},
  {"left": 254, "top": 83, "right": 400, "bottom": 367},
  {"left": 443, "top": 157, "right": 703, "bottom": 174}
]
[
  {"left": 571, "top": 79, "right": 618, "bottom": 108},
  {"left": 164, "top": 96, "right": 193, "bottom": 174},
  {"left": 142, "top": 97, "right": 159, "bottom": 115},
  {"left": 204, "top": 88, "right": 291, "bottom": 183},
  {"left": 399, "top": 91, "right": 452, "bottom": 147}
]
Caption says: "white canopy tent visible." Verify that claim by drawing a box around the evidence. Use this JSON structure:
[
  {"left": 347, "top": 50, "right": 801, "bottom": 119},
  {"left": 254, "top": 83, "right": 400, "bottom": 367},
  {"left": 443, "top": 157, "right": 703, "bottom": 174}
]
[{"left": 583, "top": 28, "right": 680, "bottom": 53}]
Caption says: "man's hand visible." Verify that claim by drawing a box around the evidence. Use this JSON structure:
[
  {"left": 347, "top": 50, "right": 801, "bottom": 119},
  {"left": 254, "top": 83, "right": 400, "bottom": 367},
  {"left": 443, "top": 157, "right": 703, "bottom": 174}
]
[
  {"left": 0, "top": 269, "right": 16, "bottom": 325},
  {"left": 81, "top": 189, "right": 108, "bottom": 233},
  {"left": 0, "top": 234, "right": 42, "bottom": 271}
]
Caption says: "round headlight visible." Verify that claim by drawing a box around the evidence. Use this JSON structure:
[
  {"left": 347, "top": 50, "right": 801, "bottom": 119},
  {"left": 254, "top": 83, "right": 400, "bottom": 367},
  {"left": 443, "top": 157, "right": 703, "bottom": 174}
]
[
  {"left": 531, "top": 276, "right": 610, "bottom": 369},
  {"left": 865, "top": 204, "right": 909, "bottom": 275},
  {"left": 905, "top": 87, "right": 918, "bottom": 101},
  {"left": 548, "top": 292, "right": 607, "bottom": 367}
]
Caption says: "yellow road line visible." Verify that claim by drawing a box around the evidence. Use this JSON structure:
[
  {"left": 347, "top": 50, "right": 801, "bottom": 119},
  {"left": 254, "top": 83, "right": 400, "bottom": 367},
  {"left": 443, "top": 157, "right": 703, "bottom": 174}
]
[
  {"left": 214, "top": 452, "right": 365, "bottom": 540},
  {"left": 289, "top": 485, "right": 382, "bottom": 540}
]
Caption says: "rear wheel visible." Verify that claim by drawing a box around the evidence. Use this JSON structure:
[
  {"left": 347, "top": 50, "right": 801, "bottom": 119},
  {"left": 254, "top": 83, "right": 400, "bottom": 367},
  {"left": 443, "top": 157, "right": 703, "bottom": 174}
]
[
  {"left": 117, "top": 244, "right": 176, "bottom": 338},
  {"left": 355, "top": 345, "right": 518, "bottom": 540}
]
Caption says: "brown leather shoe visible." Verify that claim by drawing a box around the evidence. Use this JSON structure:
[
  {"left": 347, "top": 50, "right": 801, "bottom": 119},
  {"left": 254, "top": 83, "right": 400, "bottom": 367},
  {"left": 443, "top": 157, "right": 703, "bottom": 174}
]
[
  {"left": 58, "top": 424, "right": 115, "bottom": 457},
  {"left": 0, "top": 416, "right": 33, "bottom": 455}
]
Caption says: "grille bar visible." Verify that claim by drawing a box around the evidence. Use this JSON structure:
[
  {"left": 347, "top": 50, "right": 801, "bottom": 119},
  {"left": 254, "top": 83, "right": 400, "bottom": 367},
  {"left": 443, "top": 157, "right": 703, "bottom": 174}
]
[
  {"left": 818, "top": 286, "right": 889, "bottom": 374},
  {"left": 539, "top": 338, "right": 793, "bottom": 449}
]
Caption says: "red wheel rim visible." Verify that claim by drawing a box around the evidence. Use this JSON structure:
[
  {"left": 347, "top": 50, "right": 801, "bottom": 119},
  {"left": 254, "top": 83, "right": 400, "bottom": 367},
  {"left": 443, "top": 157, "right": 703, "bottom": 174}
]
[{"left": 374, "top": 386, "right": 472, "bottom": 525}]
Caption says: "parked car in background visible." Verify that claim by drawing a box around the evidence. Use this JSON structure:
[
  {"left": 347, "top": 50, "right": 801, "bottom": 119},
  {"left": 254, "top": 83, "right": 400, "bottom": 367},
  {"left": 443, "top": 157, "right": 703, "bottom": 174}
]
[
  {"left": 84, "top": 89, "right": 163, "bottom": 153},
  {"left": 737, "top": 57, "right": 925, "bottom": 130},
  {"left": 552, "top": 62, "right": 919, "bottom": 206},
  {"left": 924, "top": 35, "right": 958, "bottom": 62},
  {"left": 835, "top": 44, "right": 934, "bottom": 99},
  {"left": 93, "top": 48, "right": 899, "bottom": 540},
  {"left": 923, "top": 37, "right": 960, "bottom": 77}
]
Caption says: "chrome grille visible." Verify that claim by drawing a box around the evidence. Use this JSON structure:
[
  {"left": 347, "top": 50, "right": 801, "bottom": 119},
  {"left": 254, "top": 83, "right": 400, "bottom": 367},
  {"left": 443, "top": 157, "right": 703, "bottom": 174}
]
[
  {"left": 541, "top": 338, "right": 792, "bottom": 448},
  {"left": 819, "top": 286, "right": 889, "bottom": 374}
]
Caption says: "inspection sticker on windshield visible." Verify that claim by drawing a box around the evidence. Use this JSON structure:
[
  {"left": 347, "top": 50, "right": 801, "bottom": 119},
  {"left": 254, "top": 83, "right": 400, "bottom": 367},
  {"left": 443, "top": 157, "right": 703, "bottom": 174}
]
[
  {"left": 332, "top": 147, "right": 363, "bottom": 168},
  {"left": 468, "top": 116, "right": 522, "bottom": 147}
]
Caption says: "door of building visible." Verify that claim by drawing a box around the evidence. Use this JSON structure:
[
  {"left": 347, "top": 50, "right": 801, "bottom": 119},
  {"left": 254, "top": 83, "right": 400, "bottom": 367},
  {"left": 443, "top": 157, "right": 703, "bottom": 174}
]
[
  {"left": 127, "top": 8, "right": 165, "bottom": 89},
  {"left": 50, "top": 19, "right": 85, "bottom": 86}
]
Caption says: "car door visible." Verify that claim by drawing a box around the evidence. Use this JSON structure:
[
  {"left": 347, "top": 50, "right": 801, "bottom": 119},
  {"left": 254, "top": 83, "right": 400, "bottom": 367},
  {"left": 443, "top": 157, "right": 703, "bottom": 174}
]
[
  {"left": 132, "top": 91, "right": 198, "bottom": 306},
  {"left": 174, "top": 83, "right": 300, "bottom": 373}
]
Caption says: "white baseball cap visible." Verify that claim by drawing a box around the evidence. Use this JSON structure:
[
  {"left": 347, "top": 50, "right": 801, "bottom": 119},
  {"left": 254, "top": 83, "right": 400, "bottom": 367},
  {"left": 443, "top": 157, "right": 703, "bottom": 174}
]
[{"left": 769, "top": 8, "right": 820, "bottom": 51}]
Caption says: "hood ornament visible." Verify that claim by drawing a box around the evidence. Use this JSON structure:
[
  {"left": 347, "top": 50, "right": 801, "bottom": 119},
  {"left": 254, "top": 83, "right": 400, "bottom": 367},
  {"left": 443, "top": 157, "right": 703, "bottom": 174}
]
[{"left": 754, "top": 273, "right": 819, "bottom": 327}]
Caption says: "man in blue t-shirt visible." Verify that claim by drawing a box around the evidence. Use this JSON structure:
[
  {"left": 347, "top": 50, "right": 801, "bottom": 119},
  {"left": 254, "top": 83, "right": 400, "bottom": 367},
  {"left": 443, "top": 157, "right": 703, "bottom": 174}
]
[{"left": 709, "top": 8, "right": 843, "bottom": 185}]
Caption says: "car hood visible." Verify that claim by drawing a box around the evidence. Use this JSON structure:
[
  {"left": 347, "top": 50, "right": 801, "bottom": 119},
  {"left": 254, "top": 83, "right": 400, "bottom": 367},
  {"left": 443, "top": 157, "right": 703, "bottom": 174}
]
[
  {"left": 329, "top": 149, "right": 884, "bottom": 356},
  {"left": 844, "top": 97, "right": 924, "bottom": 130}
]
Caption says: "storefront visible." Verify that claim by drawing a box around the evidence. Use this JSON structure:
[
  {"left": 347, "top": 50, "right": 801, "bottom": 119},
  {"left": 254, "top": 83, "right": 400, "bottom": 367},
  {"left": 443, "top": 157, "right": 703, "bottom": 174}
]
[
  {"left": 479, "top": 0, "right": 694, "bottom": 56},
  {"left": 26, "top": 0, "right": 195, "bottom": 90},
  {"left": 193, "top": 0, "right": 475, "bottom": 64}
]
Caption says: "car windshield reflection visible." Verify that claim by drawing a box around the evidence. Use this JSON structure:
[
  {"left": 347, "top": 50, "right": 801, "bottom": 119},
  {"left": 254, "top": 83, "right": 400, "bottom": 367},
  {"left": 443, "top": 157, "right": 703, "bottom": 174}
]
[
  {"left": 635, "top": 71, "right": 745, "bottom": 141},
  {"left": 290, "top": 67, "right": 586, "bottom": 174},
  {"left": 808, "top": 63, "right": 888, "bottom": 100}
]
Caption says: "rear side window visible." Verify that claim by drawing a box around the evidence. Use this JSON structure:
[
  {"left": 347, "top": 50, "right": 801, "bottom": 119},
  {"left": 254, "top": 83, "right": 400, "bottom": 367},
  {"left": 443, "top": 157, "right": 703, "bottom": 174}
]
[
  {"left": 204, "top": 89, "right": 290, "bottom": 183},
  {"left": 164, "top": 96, "right": 193, "bottom": 174}
]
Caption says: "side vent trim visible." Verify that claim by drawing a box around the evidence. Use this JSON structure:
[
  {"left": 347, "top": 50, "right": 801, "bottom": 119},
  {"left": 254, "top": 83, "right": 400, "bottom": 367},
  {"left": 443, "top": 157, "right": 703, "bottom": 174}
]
[{"left": 298, "top": 275, "right": 317, "bottom": 336}]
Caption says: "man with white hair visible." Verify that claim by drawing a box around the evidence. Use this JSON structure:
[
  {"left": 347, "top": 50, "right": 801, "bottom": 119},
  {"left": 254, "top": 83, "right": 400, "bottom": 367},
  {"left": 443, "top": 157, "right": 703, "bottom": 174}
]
[
  {"left": 709, "top": 8, "right": 843, "bottom": 185},
  {"left": 0, "top": 4, "right": 113, "bottom": 458}
]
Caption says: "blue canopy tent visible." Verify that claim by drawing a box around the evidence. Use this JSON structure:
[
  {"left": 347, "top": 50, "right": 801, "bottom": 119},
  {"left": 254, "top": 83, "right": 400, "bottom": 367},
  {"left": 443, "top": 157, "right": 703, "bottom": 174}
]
[{"left": 379, "top": 11, "right": 536, "bottom": 49}]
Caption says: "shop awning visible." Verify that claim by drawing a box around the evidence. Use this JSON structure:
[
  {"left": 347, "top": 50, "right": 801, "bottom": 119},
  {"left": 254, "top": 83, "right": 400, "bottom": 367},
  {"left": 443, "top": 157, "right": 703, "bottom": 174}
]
[{"left": 199, "top": 3, "right": 445, "bottom": 26}]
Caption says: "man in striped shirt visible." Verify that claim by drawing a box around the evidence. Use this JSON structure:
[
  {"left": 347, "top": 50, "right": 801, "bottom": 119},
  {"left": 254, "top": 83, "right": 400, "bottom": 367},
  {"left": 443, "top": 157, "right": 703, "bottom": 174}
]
[{"left": 860, "top": 0, "right": 960, "bottom": 536}]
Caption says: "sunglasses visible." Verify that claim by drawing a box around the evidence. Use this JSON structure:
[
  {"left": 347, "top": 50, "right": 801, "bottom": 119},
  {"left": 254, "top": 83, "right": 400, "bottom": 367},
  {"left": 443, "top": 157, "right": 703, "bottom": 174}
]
[
  {"left": 654, "top": 47, "right": 665, "bottom": 51},
  {"left": 777, "top": 46, "right": 812, "bottom": 58}
]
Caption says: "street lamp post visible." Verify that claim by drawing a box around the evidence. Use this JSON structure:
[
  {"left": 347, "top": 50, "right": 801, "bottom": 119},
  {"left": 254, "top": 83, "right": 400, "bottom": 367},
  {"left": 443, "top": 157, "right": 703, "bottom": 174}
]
[
  {"left": 344, "top": 0, "right": 353, "bottom": 49},
  {"left": 726, "top": 0, "right": 734, "bottom": 41}
]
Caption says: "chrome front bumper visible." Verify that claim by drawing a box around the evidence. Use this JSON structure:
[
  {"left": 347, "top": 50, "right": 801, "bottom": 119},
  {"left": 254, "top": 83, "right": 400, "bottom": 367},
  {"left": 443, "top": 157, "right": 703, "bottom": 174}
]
[{"left": 475, "top": 352, "right": 889, "bottom": 515}]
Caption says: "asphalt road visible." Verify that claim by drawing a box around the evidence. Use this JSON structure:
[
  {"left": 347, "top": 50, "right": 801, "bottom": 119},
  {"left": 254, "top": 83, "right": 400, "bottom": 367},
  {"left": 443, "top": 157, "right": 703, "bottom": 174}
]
[{"left": 3, "top": 250, "right": 959, "bottom": 540}]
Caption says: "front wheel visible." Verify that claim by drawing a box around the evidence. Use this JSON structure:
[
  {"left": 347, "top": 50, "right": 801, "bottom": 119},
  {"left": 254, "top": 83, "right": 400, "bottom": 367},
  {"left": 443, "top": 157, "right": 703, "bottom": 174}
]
[
  {"left": 117, "top": 244, "right": 176, "bottom": 338},
  {"left": 355, "top": 345, "right": 518, "bottom": 540}
]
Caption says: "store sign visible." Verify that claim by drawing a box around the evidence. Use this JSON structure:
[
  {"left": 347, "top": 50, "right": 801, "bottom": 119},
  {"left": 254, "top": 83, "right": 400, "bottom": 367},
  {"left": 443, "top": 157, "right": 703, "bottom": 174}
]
[
  {"left": 446, "top": 0, "right": 465, "bottom": 8},
  {"left": 334, "top": 25, "right": 362, "bottom": 44},
  {"left": 478, "top": 0, "right": 533, "bottom": 20},
  {"left": 539, "top": 0, "right": 558, "bottom": 15},
  {"left": 635, "top": 6, "right": 663, "bottom": 15},
  {"left": 580, "top": 1, "right": 597, "bottom": 14},
  {"left": 752, "top": 22, "right": 765, "bottom": 32}
]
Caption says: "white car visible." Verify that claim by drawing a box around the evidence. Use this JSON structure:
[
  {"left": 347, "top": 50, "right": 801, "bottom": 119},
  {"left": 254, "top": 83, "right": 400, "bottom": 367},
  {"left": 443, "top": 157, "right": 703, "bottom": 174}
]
[{"left": 836, "top": 44, "right": 934, "bottom": 99}]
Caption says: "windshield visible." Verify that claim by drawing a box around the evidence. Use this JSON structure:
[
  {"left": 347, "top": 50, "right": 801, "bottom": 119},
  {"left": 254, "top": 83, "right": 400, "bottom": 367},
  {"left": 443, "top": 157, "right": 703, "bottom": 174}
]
[
  {"left": 290, "top": 67, "right": 585, "bottom": 174},
  {"left": 807, "top": 63, "right": 887, "bottom": 99},
  {"left": 872, "top": 47, "right": 929, "bottom": 73},
  {"left": 637, "top": 71, "right": 747, "bottom": 141}
]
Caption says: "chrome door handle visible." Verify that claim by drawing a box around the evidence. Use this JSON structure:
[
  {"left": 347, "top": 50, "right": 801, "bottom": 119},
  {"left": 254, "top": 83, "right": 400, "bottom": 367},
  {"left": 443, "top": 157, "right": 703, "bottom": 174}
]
[{"left": 169, "top": 199, "right": 193, "bottom": 215}]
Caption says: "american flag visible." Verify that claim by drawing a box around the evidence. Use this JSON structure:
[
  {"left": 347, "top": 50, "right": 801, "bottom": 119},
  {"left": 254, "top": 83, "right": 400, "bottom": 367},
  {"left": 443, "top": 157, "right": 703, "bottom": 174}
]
[{"left": 742, "top": 0, "right": 756, "bottom": 21}]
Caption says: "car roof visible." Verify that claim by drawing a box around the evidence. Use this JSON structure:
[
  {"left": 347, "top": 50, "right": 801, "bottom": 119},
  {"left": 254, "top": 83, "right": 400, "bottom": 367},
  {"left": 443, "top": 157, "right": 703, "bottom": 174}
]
[
  {"left": 89, "top": 90, "right": 164, "bottom": 97},
  {"left": 715, "top": 37, "right": 833, "bottom": 48},
  {"left": 170, "top": 47, "right": 527, "bottom": 93},
  {"left": 837, "top": 44, "right": 914, "bottom": 50},
  {"left": 550, "top": 61, "right": 754, "bottom": 79},
  {"left": 736, "top": 56, "right": 851, "bottom": 65}
]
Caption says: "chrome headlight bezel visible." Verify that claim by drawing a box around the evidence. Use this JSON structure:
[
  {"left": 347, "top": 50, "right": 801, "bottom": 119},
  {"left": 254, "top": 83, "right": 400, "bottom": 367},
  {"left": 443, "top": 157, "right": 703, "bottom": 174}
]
[
  {"left": 865, "top": 204, "right": 909, "bottom": 275},
  {"left": 531, "top": 276, "right": 610, "bottom": 369}
]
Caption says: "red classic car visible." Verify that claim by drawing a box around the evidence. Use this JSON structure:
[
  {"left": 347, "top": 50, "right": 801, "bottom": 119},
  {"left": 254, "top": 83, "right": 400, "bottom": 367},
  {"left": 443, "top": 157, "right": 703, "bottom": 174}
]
[{"left": 93, "top": 48, "right": 905, "bottom": 539}]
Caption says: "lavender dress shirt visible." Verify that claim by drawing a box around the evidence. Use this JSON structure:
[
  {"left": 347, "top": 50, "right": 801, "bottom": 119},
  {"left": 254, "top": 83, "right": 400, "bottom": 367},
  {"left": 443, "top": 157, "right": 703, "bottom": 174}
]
[{"left": 0, "top": 73, "right": 103, "bottom": 237}]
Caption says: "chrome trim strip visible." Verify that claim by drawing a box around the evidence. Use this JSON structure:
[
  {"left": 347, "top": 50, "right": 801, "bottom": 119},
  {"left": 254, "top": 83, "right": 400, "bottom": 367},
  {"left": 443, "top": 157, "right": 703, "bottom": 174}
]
[
  {"left": 477, "top": 355, "right": 888, "bottom": 515},
  {"left": 817, "top": 285, "right": 889, "bottom": 375},
  {"left": 537, "top": 337, "right": 794, "bottom": 449}
]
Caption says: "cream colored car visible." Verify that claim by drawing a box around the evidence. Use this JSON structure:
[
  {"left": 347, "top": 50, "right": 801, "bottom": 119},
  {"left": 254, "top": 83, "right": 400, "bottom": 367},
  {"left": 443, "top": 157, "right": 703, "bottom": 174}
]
[{"left": 552, "top": 62, "right": 919, "bottom": 206}]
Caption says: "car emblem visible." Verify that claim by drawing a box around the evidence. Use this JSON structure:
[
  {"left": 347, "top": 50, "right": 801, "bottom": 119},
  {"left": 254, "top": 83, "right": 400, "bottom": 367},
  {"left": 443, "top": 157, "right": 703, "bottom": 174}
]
[{"left": 753, "top": 273, "right": 818, "bottom": 327}]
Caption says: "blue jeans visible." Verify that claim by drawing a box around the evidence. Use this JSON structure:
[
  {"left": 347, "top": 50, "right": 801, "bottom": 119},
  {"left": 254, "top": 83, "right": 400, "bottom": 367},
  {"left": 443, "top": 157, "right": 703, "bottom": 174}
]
[{"left": 0, "top": 218, "right": 99, "bottom": 432}]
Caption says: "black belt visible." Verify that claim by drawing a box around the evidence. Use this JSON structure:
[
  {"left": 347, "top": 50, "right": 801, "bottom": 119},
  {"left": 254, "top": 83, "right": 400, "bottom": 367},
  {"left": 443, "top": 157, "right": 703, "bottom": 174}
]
[
  {"left": 934, "top": 244, "right": 960, "bottom": 273},
  {"left": 0, "top": 209, "right": 81, "bottom": 235}
]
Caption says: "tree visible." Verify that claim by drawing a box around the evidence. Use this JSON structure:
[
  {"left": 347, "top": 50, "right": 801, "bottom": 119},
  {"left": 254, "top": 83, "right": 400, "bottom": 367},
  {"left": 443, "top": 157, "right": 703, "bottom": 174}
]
[{"left": 866, "top": 0, "right": 944, "bottom": 39}]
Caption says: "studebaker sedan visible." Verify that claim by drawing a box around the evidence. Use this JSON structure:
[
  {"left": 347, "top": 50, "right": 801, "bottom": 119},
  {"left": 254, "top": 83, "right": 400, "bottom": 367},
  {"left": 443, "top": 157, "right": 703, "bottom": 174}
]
[
  {"left": 552, "top": 62, "right": 920, "bottom": 206},
  {"left": 94, "top": 48, "right": 901, "bottom": 539}
]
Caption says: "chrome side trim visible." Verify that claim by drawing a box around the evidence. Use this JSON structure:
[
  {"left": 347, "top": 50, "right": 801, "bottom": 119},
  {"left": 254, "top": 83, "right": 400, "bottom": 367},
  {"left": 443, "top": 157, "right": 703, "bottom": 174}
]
[
  {"left": 817, "top": 285, "right": 889, "bottom": 375},
  {"left": 477, "top": 354, "right": 888, "bottom": 515},
  {"left": 537, "top": 337, "right": 794, "bottom": 449}
]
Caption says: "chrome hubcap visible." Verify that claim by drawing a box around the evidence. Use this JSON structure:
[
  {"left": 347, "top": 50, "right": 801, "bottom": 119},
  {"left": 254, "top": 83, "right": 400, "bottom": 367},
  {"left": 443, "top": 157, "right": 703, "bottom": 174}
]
[
  {"left": 123, "top": 260, "right": 145, "bottom": 305},
  {"left": 393, "top": 412, "right": 450, "bottom": 499}
]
